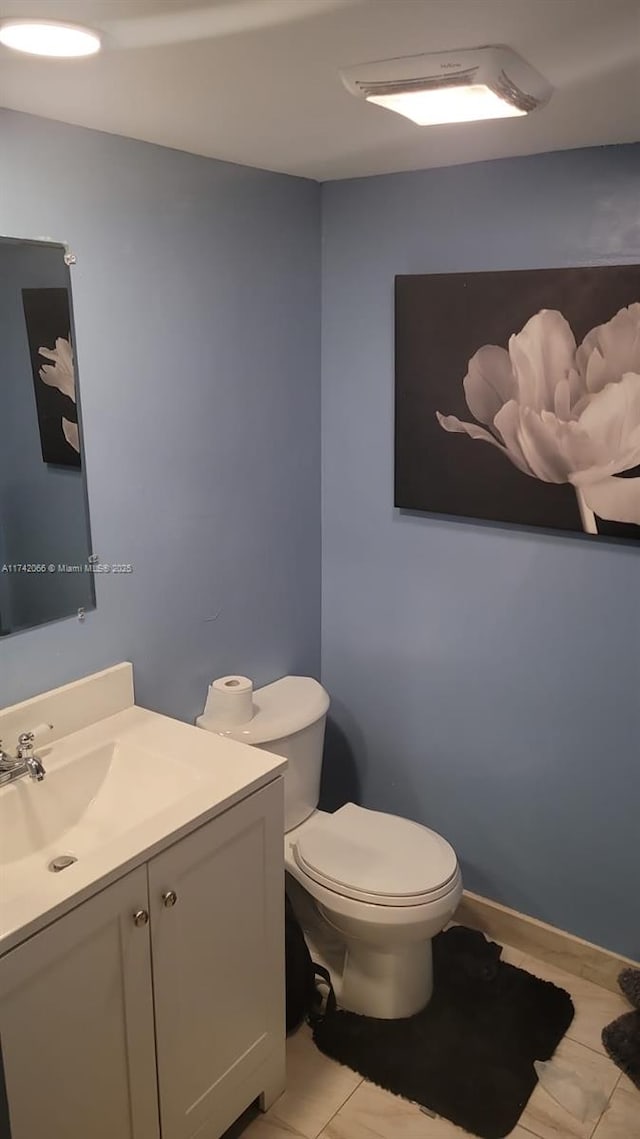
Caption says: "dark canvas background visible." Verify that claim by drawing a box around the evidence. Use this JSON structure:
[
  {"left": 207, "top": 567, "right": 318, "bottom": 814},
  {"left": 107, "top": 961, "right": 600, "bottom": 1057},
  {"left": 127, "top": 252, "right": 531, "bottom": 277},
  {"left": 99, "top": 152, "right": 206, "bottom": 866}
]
[
  {"left": 395, "top": 266, "right": 640, "bottom": 542},
  {"left": 22, "top": 287, "right": 80, "bottom": 468}
]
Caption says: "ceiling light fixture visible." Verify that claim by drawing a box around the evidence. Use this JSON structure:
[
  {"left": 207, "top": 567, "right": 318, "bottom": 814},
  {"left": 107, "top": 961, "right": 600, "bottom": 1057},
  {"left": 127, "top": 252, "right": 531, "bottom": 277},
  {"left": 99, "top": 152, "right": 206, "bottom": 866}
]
[
  {"left": 341, "top": 46, "right": 552, "bottom": 126},
  {"left": 0, "top": 18, "right": 101, "bottom": 57}
]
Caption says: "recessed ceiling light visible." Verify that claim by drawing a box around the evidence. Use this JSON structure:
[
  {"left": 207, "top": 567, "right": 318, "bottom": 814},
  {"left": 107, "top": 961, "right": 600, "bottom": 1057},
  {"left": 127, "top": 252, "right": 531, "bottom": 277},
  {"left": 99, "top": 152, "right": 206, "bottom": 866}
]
[
  {"left": 341, "top": 46, "right": 552, "bottom": 126},
  {"left": 0, "top": 18, "right": 101, "bottom": 58}
]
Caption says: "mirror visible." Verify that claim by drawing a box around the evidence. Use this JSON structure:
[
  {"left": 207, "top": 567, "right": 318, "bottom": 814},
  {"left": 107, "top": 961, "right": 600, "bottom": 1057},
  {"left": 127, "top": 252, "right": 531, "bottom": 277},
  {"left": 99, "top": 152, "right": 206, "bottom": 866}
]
[{"left": 0, "top": 236, "right": 94, "bottom": 636}]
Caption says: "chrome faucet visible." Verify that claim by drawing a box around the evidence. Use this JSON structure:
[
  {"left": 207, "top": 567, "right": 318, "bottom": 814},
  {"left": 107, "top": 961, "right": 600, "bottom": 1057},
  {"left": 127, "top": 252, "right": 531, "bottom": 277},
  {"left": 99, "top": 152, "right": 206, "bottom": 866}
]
[{"left": 0, "top": 732, "right": 46, "bottom": 785}]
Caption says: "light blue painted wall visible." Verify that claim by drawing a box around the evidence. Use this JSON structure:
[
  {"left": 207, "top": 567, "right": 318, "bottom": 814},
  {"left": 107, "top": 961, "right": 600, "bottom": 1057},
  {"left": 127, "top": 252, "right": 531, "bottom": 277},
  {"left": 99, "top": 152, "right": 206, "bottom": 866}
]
[
  {"left": 321, "top": 145, "right": 640, "bottom": 959},
  {"left": 0, "top": 109, "right": 321, "bottom": 720},
  {"left": 0, "top": 242, "right": 93, "bottom": 632},
  {"left": 2, "top": 109, "right": 637, "bottom": 957}
]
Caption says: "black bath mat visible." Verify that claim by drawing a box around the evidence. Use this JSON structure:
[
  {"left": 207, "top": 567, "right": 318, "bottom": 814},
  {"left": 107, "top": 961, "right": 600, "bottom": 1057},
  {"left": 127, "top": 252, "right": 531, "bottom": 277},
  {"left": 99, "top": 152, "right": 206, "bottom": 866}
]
[
  {"left": 602, "top": 1010, "right": 640, "bottom": 1089},
  {"left": 602, "top": 968, "right": 640, "bottom": 1089},
  {"left": 312, "top": 926, "right": 574, "bottom": 1139}
]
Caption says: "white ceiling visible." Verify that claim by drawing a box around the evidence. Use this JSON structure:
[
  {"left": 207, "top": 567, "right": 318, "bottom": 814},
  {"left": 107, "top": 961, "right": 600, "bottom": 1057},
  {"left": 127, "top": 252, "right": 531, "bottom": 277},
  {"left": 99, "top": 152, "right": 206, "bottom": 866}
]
[{"left": 0, "top": 0, "right": 638, "bottom": 181}]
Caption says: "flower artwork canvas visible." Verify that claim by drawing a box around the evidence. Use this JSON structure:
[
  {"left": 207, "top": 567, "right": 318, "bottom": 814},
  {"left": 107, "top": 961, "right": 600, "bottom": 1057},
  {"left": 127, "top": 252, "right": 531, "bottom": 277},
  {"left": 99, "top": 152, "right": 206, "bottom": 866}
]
[
  {"left": 21, "top": 287, "right": 81, "bottom": 468},
  {"left": 395, "top": 267, "right": 640, "bottom": 543}
]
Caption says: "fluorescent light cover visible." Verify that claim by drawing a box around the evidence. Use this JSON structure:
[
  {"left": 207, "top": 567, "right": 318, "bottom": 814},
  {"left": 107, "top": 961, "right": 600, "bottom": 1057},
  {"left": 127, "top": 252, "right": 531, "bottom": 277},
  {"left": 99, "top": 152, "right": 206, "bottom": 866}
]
[
  {"left": 367, "top": 84, "right": 527, "bottom": 126},
  {"left": 0, "top": 20, "right": 101, "bottom": 57}
]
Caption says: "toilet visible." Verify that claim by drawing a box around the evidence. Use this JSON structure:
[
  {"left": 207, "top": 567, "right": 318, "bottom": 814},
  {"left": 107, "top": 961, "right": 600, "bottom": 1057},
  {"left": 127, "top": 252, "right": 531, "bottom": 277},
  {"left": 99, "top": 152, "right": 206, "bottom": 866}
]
[{"left": 198, "top": 675, "right": 462, "bottom": 1019}]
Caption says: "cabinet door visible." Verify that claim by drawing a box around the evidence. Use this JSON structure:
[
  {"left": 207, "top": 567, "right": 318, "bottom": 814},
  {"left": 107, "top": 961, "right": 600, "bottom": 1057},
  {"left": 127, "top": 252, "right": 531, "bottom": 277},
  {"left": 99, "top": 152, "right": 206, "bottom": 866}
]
[
  {"left": 149, "top": 779, "right": 285, "bottom": 1139},
  {"left": 0, "top": 867, "right": 160, "bottom": 1139}
]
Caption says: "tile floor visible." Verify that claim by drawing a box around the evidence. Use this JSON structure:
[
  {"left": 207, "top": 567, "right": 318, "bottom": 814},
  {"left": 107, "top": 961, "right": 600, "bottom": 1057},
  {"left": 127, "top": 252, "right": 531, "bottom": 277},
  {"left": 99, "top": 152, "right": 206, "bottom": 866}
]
[{"left": 225, "top": 945, "right": 639, "bottom": 1139}]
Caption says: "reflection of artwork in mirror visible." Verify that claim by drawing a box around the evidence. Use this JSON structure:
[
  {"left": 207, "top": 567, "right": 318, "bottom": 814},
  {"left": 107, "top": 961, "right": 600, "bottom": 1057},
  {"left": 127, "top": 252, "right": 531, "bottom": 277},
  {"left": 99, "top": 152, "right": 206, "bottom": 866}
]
[
  {"left": 0, "top": 236, "right": 94, "bottom": 637},
  {"left": 22, "top": 288, "right": 80, "bottom": 467}
]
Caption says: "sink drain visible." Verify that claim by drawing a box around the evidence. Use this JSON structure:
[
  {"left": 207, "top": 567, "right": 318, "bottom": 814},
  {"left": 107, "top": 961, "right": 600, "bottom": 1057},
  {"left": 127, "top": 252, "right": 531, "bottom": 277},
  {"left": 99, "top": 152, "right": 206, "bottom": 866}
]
[{"left": 48, "top": 854, "right": 78, "bottom": 873}]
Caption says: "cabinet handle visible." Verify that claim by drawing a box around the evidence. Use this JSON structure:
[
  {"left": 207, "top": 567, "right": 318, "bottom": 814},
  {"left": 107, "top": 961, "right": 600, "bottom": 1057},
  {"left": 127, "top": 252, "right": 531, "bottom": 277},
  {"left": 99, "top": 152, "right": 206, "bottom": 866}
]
[
  {"left": 162, "top": 890, "right": 178, "bottom": 908},
  {"left": 133, "top": 909, "right": 149, "bottom": 927}
]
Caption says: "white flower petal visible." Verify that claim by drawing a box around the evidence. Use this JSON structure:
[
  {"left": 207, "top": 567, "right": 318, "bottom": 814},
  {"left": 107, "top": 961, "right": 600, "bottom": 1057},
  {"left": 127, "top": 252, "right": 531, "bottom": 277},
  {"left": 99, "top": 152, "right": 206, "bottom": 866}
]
[
  {"left": 38, "top": 336, "right": 76, "bottom": 402},
  {"left": 508, "top": 310, "right": 577, "bottom": 412},
  {"left": 578, "top": 371, "right": 640, "bottom": 459},
  {"left": 576, "top": 303, "right": 640, "bottom": 394},
  {"left": 435, "top": 413, "right": 498, "bottom": 445},
  {"left": 553, "top": 377, "right": 572, "bottom": 421},
  {"left": 579, "top": 475, "right": 640, "bottom": 525},
  {"left": 435, "top": 410, "right": 534, "bottom": 478},
  {"left": 539, "top": 412, "right": 605, "bottom": 478},
  {"left": 491, "top": 401, "right": 535, "bottom": 475},
  {"left": 567, "top": 367, "right": 586, "bottom": 413},
  {"left": 515, "top": 411, "right": 566, "bottom": 482},
  {"left": 462, "top": 345, "right": 515, "bottom": 427},
  {"left": 62, "top": 418, "right": 80, "bottom": 454},
  {"left": 516, "top": 409, "right": 597, "bottom": 483}
]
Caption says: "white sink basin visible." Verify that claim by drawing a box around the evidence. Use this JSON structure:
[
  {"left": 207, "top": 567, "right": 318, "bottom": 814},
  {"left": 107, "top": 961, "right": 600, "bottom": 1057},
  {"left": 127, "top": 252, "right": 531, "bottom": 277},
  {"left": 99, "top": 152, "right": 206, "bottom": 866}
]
[
  {"left": 0, "top": 739, "right": 203, "bottom": 867},
  {"left": 0, "top": 679, "right": 286, "bottom": 956}
]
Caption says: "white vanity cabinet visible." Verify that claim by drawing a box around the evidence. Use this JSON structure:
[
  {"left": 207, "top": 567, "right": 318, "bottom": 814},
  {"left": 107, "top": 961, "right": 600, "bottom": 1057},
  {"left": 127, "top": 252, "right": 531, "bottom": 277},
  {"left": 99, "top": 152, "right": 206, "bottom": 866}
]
[
  {"left": 0, "top": 865, "right": 160, "bottom": 1139},
  {"left": 149, "top": 777, "right": 286, "bottom": 1139},
  {"left": 0, "top": 778, "right": 285, "bottom": 1139}
]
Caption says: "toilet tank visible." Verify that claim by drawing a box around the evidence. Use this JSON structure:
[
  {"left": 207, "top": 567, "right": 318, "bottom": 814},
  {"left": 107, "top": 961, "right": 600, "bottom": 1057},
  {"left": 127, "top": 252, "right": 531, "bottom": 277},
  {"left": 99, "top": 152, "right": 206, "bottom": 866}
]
[{"left": 200, "top": 676, "right": 329, "bottom": 832}]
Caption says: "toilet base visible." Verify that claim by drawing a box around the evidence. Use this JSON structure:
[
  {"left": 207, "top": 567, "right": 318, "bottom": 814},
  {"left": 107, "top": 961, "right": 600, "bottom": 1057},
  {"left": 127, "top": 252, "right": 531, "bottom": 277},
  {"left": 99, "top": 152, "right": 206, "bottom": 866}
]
[
  {"left": 340, "top": 936, "right": 433, "bottom": 1019},
  {"left": 285, "top": 845, "right": 462, "bottom": 1021}
]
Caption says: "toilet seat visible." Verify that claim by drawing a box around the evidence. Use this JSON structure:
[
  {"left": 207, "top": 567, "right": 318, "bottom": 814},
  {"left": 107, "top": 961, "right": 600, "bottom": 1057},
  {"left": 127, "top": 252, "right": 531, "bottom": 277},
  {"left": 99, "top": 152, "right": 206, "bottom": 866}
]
[{"left": 292, "top": 803, "right": 459, "bottom": 907}]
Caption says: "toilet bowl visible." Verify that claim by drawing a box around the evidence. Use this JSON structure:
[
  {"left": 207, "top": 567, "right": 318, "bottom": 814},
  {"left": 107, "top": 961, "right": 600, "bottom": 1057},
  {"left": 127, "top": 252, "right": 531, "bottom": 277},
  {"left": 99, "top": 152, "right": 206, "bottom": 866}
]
[
  {"left": 286, "top": 803, "right": 462, "bottom": 1018},
  {"left": 198, "top": 675, "right": 462, "bottom": 1019}
]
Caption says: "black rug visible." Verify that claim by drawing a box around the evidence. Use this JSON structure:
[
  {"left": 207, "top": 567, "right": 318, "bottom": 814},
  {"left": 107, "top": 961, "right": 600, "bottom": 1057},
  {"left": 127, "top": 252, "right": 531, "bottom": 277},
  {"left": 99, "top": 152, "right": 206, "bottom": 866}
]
[
  {"left": 602, "top": 967, "right": 640, "bottom": 1090},
  {"left": 312, "top": 926, "right": 575, "bottom": 1139}
]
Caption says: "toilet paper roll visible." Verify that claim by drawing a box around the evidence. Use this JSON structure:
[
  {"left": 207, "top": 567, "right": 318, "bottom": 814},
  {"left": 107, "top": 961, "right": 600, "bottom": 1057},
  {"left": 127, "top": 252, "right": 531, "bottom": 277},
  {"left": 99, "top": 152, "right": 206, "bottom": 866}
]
[{"left": 203, "top": 675, "right": 255, "bottom": 728}]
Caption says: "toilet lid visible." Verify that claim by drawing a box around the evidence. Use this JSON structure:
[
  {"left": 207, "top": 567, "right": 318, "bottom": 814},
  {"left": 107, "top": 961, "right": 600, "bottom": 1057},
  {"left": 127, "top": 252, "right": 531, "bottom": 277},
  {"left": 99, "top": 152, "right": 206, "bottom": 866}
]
[{"left": 293, "top": 803, "right": 459, "bottom": 907}]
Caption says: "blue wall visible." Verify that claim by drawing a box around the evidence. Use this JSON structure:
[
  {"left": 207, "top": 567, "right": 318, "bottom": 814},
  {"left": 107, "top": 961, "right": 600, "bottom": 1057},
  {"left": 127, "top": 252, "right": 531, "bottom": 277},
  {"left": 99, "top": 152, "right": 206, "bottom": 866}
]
[
  {"left": 321, "top": 145, "right": 640, "bottom": 959},
  {"left": 1, "top": 110, "right": 638, "bottom": 957},
  {"left": 0, "top": 110, "right": 321, "bottom": 719},
  {"left": 0, "top": 241, "right": 93, "bottom": 633}
]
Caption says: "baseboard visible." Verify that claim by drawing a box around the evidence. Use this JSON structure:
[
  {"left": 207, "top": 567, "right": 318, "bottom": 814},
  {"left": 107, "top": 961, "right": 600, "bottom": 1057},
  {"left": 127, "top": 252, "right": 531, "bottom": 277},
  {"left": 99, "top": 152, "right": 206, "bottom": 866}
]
[{"left": 455, "top": 890, "right": 639, "bottom": 994}]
